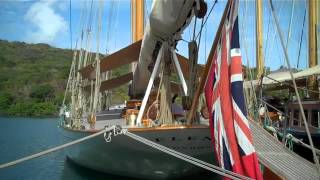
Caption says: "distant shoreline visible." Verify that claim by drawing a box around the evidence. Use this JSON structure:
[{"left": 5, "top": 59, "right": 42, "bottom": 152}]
[{"left": 0, "top": 114, "right": 59, "bottom": 119}]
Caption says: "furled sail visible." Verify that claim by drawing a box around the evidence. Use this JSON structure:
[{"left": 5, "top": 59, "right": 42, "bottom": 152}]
[
  {"left": 79, "top": 0, "right": 202, "bottom": 96},
  {"left": 244, "top": 65, "right": 320, "bottom": 88},
  {"left": 131, "top": 0, "right": 195, "bottom": 95}
]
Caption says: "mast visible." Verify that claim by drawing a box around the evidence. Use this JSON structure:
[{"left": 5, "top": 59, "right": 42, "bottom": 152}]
[
  {"left": 308, "top": 0, "right": 318, "bottom": 98},
  {"left": 256, "top": 0, "right": 264, "bottom": 79},
  {"left": 131, "top": 0, "right": 144, "bottom": 72}
]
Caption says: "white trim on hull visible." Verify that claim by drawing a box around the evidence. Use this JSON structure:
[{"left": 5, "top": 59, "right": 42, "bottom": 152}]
[{"left": 60, "top": 127, "right": 220, "bottom": 179}]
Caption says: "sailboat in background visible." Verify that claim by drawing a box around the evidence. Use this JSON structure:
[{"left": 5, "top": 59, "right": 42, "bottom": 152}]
[
  {"left": 58, "top": 0, "right": 320, "bottom": 179},
  {"left": 59, "top": 0, "right": 220, "bottom": 179},
  {"left": 242, "top": 0, "right": 320, "bottom": 163}
]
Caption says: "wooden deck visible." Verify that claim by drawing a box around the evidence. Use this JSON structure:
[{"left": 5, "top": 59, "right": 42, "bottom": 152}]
[{"left": 250, "top": 120, "right": 320, "bottom": 179}]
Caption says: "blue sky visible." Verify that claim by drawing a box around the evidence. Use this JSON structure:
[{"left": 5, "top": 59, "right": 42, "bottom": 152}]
[{"left": 0, "top": 0, "right": 317, "bottom": 71}]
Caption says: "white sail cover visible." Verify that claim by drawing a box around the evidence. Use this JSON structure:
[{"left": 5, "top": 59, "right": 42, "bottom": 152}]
[
  {"left": 132, "top": 0, "right": 195, "bottom": 95},
  {"left": 244, "top": 65, "right": 320, "bottom": 88}
]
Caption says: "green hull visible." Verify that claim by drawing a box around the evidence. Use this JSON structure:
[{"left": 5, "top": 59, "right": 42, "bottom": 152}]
[{"left": 60, "top": 127, "right": 220, "bottom": 179}]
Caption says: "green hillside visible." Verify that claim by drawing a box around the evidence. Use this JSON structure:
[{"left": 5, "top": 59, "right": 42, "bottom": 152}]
[{"left": 0, "top": 40, "right": 128, "bottom": 117}]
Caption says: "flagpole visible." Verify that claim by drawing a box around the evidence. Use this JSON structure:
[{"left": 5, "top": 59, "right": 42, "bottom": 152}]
[{"left": 187, "top": 0, "right": 231, "bottom": 124}]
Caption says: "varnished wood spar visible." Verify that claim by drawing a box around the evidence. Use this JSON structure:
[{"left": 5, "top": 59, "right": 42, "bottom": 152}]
[
  {"left": 131, "top": 0, "right": 144, "bottom": 42},
  {"left": 79, "top": 39, "right": 204, "bottom": 81},
  {"left": 79, "top": 40, "right": 142, "bottom": 80},
  {"left": 131, "top": 0, "right": 144, "bottom": 72},
  {"left": 99, "top": 72, "right": 133, "bottom": 92},
  {"left": 83, "top": 72, "right": 133, "bottom": 92},
  {"left": 187, "top": 0, "right": 231, "bottom": 124},
  {"left": 308, "top": 0, "right": 318, "bottom": 98},
  {"left": 83, "top": 73, "right": 183, "bottom": 94},
  {"left": 128, "top": 125, "right": 209, "bottom": 132},
  {"left": 256, "top": 0, "right": 264, "bottom": 79}
]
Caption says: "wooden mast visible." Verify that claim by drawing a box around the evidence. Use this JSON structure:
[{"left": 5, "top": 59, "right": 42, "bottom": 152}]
[
  {"left": 256, "top": 0, "right": 264, "bottom": 79},
  {"left": 308, "top": 0, "right": 318, "bottom": 98},
  {"left": 187, "top": 0, "right": 231, "bottom": 124},
  {"left": 131, "top": 0, "right": 144, "bottom": 72}
]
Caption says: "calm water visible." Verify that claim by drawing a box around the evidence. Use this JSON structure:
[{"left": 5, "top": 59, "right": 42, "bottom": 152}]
[
  {"left": 0, "top": 117, "right": 133, "bottom": 180},
  {"left": 0, "top": 117, "right": 215, "bottom": 180}
]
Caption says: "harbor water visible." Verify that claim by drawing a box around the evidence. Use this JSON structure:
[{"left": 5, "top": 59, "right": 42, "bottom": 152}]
[{"left": 0, "top": 117, "right": 215, "bottom": 180}]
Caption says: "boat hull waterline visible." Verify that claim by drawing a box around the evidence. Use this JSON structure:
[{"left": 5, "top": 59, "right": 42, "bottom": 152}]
[{"left": 60, "top": 126, "right": 219, "bottom": 179}]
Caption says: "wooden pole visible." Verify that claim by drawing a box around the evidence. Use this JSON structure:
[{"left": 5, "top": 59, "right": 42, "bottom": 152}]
[
  {"left": 256, "top": 0, "right": 264, "bottom": 79},
  {"left": 187, "top": 0, "right": 231, "bottom": 124},
  {"left": 131, "top": 0, "right": 144, "bottom": 72},
  {"left": 308, "top": 0, "right": 318, "bottom": 99}
]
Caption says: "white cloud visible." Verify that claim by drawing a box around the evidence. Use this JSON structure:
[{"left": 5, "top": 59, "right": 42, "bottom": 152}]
[{"left": 24, "top": 0, "right": 67, "bottom": 43}]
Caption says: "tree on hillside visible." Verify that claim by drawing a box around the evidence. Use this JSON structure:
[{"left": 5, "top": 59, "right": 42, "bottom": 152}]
[
  {"left": 0, "top": 92, "right": 13, "bottom": 111},
  {"left": 30, "top": 84, "right": 55, "bottom": 102}
]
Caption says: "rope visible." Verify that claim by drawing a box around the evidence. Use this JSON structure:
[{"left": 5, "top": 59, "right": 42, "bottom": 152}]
[
  {"left": 124, "top": 131, "right": 252, "bottom": 180},
  {"left": 62, "top": 40, "right": 78, "bottom": 107},
  {"left": 195, "top": 0, "right": 218, "bottom": 40},
  {"left": 267, "top": 0, "right": 320, "bottom": 170},
  {"left": 240, "top": 0, "right": 258, "bottom": 118},
  {"left": 285, "top": 0, "right": 295, "bottom": 50},
  {"left": 69, "top": 0, "right": 73, "bottom": 50},
  {"left": 265, "top": 2, "right": 284, "bottom": 67},
  {"left": 0, "top": 123, "right": 253, "bottom": 180},
  {"left": 91, "top": 0, "right": 104, "bottom": 115},
  {"left": 0, "top": 126, "right": 116, "bottom": 169},
  {"left": 264, "top": 124, "right": 320, "bottom": 155},
  {"left": 159, "top": 61, "right": 173, "bottom": 124}
]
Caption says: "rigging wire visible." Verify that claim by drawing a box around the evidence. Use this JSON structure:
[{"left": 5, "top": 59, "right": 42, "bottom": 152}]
[
  {"left": 296, "top": 6, "right": 307, "bottom": 69},
  {"left": 285, "top": 0, "right": 295, "bottom": 50},
  {"left": 106, "top": 0, "right": 116, "bottom": 53},
  {"left": 265, "top": 1, "right": 284, "bottom": 68},
  {"left": 195, "top": 0, "right": 218, "bottom": 40},
  {"left": 240, "top": 0, "right": 258, "bottom": 117},
  {"left": 197, "top": 18, "right": 205, "bottom": 54},
  {"left": 204, "top": 22, "right": 207, "bottom": 63},
  {"left": 263, "top": 0, "right": 271, "bottom": 59},
  {"left": 69, "top": 0, "right": 73, "bottom": 50},
  {"left": 125, "top": 131, "right": 252, "bottom": 180},
  {"left": 114, "top": 0, "right": 120, "bottom": 49},
  {"left": 267, "top": 0, "right": 320, "bottom": 170}
]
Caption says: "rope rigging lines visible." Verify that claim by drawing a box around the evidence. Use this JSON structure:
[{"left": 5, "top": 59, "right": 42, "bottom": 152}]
[
  {"left": 267, "top": 0, "right": 320, "bottom": 170},
  {"left": 69, "top": 0, "right": 73, "bottom": 50},
  {"left": 0, "top": 125, "right": 252, "bottom": 180},
  {"left": 297, "top": 5, "right": 307, "bottom": 69}
]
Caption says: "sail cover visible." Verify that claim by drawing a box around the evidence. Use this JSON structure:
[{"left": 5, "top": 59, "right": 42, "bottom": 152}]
[
  {"left": 244, "top": 65, "right": 320, "bottom": 88},
  {"left": 132, "top": 0, "right": 195, "bottom": 95},
  {"left": 204, "top": 1, "right": 262, "bottom": 179}
]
